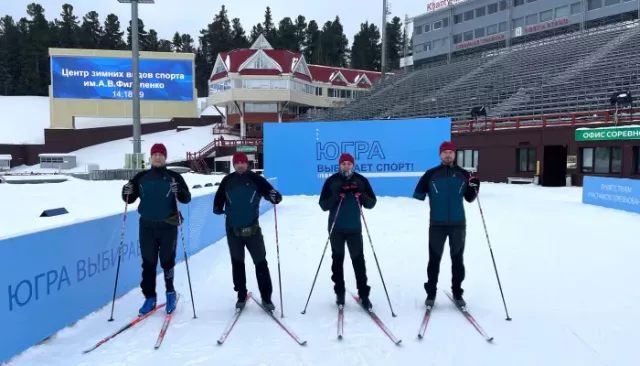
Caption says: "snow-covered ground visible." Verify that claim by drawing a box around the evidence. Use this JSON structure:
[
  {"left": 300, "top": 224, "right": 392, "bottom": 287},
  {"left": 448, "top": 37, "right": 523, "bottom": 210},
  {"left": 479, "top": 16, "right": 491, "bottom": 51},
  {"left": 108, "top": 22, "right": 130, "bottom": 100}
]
[
  {"left": 0, "top": 173, "right": 223, "bottom": 239},
  {"left": 4, "top": 183, "right": 638, "bottom": 365},
  {"left": 0, "top": 96, "right": 224, "bottom": 144},
  {"left": 6, "top": 125, "right": 237, "bottom": 173}
]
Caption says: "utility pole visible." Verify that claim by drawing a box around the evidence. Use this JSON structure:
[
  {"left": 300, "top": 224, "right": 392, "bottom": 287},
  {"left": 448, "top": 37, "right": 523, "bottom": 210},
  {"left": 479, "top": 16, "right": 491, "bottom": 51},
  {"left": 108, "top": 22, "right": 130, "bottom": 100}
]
[{"left": 381, "top": 0, "right": 388, "bottom": 77}]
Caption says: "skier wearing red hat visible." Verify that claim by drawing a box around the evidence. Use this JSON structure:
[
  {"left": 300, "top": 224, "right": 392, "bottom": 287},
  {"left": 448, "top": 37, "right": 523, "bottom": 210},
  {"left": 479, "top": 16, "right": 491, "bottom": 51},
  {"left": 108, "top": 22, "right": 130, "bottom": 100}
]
[
  {"left": 318, "top": 153, "right": 377, "bottom": 310},
  {"left": 122, "top": 143, "right": 191, "bottom": 316},
  {"left": 413, "top": 141, "right": 480, "bottom": 308},
  {"left": 213, "top": 151, "right": 282, "bottom": 312}
]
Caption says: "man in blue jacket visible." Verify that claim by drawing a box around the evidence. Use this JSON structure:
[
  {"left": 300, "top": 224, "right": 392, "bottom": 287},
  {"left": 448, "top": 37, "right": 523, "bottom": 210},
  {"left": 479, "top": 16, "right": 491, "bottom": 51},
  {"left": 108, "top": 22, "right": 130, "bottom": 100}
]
[
  {"left": 413, "top": 141, "right": 479, "bottom": 308},
  {"left": 213, "top": 152, "right": 282, "bottom": 312},
  {"left": 319, "top": 153, "right": 377, "bottom": 310},
  {"left": 122, "top": 143, "right": 191, "bottom": 316}
]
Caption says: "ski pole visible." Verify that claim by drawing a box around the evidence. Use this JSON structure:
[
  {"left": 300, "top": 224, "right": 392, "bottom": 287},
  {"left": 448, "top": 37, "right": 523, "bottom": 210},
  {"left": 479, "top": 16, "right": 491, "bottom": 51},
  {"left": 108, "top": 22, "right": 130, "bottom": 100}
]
[
  {"left": 473, "top": 185, "right": 512, "bottom": 321},
  {"left": 356, "top": 195, "right": 397, "bottom": 317},
  {"left": 108, "top": 197, "right": 129, "bottom": 322},
  {"left": 301, "top": 196, "right": 344, "bottom": 314},
  {"left": 273, "top": 204, "right": 284, "bottom": 318},
  {"left": 174, "top": 189, "right": 197, "bottom": 319}
]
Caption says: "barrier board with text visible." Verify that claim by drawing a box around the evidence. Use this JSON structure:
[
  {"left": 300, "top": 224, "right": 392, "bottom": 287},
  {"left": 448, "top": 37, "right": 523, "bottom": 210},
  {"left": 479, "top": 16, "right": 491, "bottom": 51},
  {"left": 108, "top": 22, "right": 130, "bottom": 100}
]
[
  {"left": 50, "top": 56, "right": 194, "bottom": 101},
  {"left": 582, "top": 176, "right": 640, "bottom": 214},
  {"left": 263, "top": 118, "right": 450, "bottom": 197},
  {"left": 0, "top": 181, "right": 275, "bottom": 363}
]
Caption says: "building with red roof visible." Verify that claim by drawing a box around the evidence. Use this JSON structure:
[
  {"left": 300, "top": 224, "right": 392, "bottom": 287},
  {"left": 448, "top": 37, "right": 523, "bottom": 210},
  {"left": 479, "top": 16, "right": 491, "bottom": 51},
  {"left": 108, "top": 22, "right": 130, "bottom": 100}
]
[{"left": 207, "top": 34, "right": 384, "bottom": 138}]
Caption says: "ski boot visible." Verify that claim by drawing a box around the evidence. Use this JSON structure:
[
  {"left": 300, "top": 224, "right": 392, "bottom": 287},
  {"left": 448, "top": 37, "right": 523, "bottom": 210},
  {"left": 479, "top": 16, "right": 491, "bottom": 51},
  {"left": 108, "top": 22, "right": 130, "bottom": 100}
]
[
  {"left": 262, "top": 298, "right": 276, "bottom": 312},
  {"left": 359, "top": 296, "right": 373, "bottom": 311},
  {"left": 236, "top": 291, "right": 247, "bottom": 310},
  {"left": 336, "top": 292, "right": 346, "bottom": 306},
  {"left": 139, "top": 297, "right": 157, "bottom": 316},
  {"left": 425, "top": 293, "right": 436, "bottom": 308},
  {"left": 452, "top": 293, "right": 466, "bottom": 307},
  {"left": 165, "top": 292, "right": 177, "bottom": 314}
]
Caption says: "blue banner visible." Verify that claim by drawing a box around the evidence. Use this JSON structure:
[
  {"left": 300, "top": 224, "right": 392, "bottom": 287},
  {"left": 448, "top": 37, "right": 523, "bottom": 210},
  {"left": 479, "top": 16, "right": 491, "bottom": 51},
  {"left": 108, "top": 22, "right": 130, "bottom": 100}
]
[
  {"left": 263, "top": 118, "right": 451, "bottom": 197},
  {"left": 582, "top": 176, "right": 640, "bottom": 214},
  {"left": 50, "top": 56, "right": 194, "bottom": 101}
]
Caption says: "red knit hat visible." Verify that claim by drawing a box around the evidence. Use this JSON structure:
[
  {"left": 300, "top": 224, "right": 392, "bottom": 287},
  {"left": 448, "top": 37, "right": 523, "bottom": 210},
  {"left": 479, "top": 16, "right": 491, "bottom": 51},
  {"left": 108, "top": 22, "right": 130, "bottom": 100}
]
[
  {"left": 232, "top": 152, "right": 248, "bottom": 165},
  {"left": 439, "top": 141, "right": 456, "bottom": 154},
  {"left": 339, "top": 153, "right": 354, "bottom": 165},
  {"left": 150, "top": 143, "right": 167, "bottom": 157}
]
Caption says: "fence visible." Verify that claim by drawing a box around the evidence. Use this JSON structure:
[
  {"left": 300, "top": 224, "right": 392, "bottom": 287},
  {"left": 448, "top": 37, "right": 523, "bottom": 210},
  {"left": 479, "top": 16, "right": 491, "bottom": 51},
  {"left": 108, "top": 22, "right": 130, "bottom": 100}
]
[{"left": 0, "top": 178, "right": 277, "bottom": 363}]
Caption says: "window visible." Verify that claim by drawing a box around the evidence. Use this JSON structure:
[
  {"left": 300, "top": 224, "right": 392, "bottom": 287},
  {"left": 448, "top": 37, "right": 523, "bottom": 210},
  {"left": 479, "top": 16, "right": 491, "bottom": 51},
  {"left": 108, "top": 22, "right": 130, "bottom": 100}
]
[
  {"left": 464, "top": 10, "right": 474, "bottom": 21},
  {"left": 464, "top": 31, "right": 474, "bottom": 41},
  {"left": 555, "top": 5, "right": 570, "bottom": 17},
  {"left": 587, "top": 0, "right": 602, "bottom": 10},
  {"left": 499, "top": 0, "right": 507, "bottom": 10},
  {"left": 487, "top": 24, "right": 498, "bottom": 35},
  {"left": 540, "top": 9, "right": 553, "bottom": 22},
  {"left": 517, "top": 148, "right": 536, "bottom": 172},
  {"left": 475, "top": 7, "right": 486, "bottom": 17},
  {"left": 443, "top": 17, "right": 449, "bottom": 27},
  {"left": 604, "top": 0, "right": 620, "bottom": 5},
  {"left": 424, "top": 41, "right": 432, "bottom": 51},
  {"left": 415, "top": 26, "right": 423, "bottom": 35},
  {"left": 581, "top": 147, "right": 622, "bottom": 173},
  {"left": 454, "top": 14, "right": 463, "bottom": 24},
  {"left": 433, "top": 20, "right": 442, "bottom": 30},
  {"left": 453, "top": 34, "right": 463, "bottom": 44},
  {"left": 634, "top": 147, "right": 640, "bottom": 173},
  {"left": 513, "top": 17, "right": 524, "bottom": 28},
  {"left": 456, "top": 150, "right": 479, "bottom": 170},
  {"left": 41, "top": 157, "right": 64, "bottom": 164},
  {"left": 475, "top": 27, "right": 485, "bottom": 38},
  {"left": 571, "top": 2, "right": 582, "bottom": 13},
  {"left": 514, "top": 0, "right": 525, "bottom": 6},
  {"left": 526, "top": 14, "right": 538, "bottom": 26},
  {"left": 499, "top": 22, "right": 507, "bottom": 32},
  {"left": 488, "top": 3, "right": 498, "bottom": 14},
  {"left": 424, "top": 24, "right": 431, "bottom": 32},
  {"left": 240, "top": 51, "right": 282, "bottom": 71}
]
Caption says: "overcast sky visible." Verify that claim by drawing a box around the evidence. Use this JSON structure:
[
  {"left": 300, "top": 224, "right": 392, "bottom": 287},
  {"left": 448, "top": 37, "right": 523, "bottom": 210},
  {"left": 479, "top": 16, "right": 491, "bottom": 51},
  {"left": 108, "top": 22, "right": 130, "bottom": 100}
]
[{"left": 4, "top": 0, "right": 429, "bottom": 45}]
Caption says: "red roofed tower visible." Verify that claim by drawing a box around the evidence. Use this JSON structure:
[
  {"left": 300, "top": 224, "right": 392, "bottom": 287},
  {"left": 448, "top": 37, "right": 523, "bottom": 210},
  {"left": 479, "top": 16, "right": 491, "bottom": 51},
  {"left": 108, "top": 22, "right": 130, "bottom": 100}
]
[{"left": 207, "top": 34, "right": 385, "bottom": 138}]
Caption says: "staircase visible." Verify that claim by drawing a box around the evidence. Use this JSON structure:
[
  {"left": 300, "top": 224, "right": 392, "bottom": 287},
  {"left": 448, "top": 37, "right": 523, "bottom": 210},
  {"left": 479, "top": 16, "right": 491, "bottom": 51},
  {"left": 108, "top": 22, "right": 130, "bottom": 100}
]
[{"left": 187, "top": 138, "right": 264, "bottom": 173}]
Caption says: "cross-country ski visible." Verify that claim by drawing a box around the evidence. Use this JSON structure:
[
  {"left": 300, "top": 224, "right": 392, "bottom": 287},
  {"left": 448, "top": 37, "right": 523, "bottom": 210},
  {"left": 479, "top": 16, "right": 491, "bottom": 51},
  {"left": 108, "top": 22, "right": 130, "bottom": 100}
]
[
  {"left": 154, "top": 294, "right": 180, "bottom": 349},
  {"left": 445, "top": 291, "right": 494, "bottom": 343},
  {"left": 217, "top": 292, "right": 252, "bottom": 345},
  {"left": 337, "top": 305, "right": 344, "bottom": 340},
  {"left": 350, "top": 292, "right": 401, "bottom": 345}
]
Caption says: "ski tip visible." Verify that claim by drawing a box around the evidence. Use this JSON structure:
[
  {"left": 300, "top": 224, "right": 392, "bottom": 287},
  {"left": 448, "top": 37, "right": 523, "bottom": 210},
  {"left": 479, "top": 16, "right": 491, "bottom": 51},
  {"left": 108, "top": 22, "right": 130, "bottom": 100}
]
[
  {"left": 417, "top": 334, "right": 423, "bottom": 339},
  {"left": 487, "top": 337, "right": 495, "bottom": 343},
  {"left": 395, "top": 340, "right": 402, "bottom": 346},
  {"left": 300, "top": 341, "right": 308, "bottom": 346},
  {"left": 338, "top": 335, "right": 343, "bottom": 340},
  {"left": 217, "top": 340, "right": 223, "bottom": 345}
]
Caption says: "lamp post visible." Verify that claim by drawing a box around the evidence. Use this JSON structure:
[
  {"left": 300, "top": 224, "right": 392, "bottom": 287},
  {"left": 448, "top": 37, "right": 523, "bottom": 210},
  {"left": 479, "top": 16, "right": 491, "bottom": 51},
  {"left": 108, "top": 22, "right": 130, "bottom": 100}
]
[{"left": 117, "top": 0, "right": 154, "bottom": 157}]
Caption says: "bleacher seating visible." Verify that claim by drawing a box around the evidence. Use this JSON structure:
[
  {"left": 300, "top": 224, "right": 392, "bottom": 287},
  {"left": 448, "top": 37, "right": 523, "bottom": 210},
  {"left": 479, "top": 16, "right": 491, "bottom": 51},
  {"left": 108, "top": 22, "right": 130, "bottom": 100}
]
[{"left": 300, "top": 21, "right": 640, "bottom": 126}]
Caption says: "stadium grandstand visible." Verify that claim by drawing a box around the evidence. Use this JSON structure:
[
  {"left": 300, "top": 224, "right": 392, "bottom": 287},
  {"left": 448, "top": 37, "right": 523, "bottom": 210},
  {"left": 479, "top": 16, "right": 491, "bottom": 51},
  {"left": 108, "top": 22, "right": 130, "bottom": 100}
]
[{"left": 297, "top": 8, "right": 640, "bottom": 129}]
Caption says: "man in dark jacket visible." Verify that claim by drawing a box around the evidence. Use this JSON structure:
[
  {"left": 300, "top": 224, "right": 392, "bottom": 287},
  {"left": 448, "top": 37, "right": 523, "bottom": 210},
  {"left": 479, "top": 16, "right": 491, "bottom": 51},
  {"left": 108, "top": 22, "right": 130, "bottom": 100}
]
[
  {"left": 122, "top": 143, "right": 191, "bottom": 316},
  {"left": 413, "top": 141, "right": 479, "bottom": 308},
  {"left": 318, "top": 153, "right": 377, "bottom": 310},
  {"left": 213, "top": 152, "right": 282, "bottom": 312}
]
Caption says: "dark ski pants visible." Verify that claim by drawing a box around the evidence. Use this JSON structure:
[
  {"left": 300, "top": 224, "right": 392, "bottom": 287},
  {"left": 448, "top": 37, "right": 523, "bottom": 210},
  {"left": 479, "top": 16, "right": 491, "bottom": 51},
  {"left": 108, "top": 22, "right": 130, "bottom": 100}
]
[
  {"left": 330, "top": 231, "right": 370, "bottom": 298},
  {"left": 139, "top": 221, "right": 178, "bottom": 299},
  {"left": 226, "top": 226, "right": 273, "bottom": 301},
  {"left": 425, "top": 225, "right": 466, "bottom": 298}
]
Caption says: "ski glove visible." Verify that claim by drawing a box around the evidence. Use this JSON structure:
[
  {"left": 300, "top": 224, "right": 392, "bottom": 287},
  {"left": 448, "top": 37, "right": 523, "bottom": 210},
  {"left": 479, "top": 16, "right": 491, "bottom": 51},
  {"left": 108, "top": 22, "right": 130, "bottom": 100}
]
[
  {"left": 170, "top": 181, "right": 181, "bottom": 194},
  {"left": 123, "top": 182, "right": 134, "bottom": 195},
  {"left": 267, "top": 189, "right": 282, "bottom": 204},
  {"left": 468, "top": 176, "right": 479, "bottom": 187},
  {"left": 213, "top": 206, "right": 224, "bottom": 215}
]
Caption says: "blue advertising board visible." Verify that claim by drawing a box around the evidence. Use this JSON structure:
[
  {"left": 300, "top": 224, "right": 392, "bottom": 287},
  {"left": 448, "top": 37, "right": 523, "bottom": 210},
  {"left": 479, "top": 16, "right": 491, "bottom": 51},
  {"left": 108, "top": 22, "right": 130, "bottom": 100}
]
[
  {"left": 0, "top": 181, "right": 275, "bottom": 363},
  {"left": 50, "top": 56, "right": 194, "bottom": 101},
  {"left": 582, "top": 176, "right": 640, "bottom": 214},
  {"left": 263, "top": 118, "right": 451, "bottom": 197}
]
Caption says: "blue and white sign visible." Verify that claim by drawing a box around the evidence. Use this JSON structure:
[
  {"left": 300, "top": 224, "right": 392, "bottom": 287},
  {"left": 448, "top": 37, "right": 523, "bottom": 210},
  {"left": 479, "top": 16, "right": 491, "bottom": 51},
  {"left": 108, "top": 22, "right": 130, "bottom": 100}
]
[
  {"left": 51, "top": 56, "right": 194, "bottom": 101},
  {"left": 582, "top": 176, "right": 640, "bottom": 214},
  {"left": 263, "top": 118, "right": 451, "bottom": 197}
]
